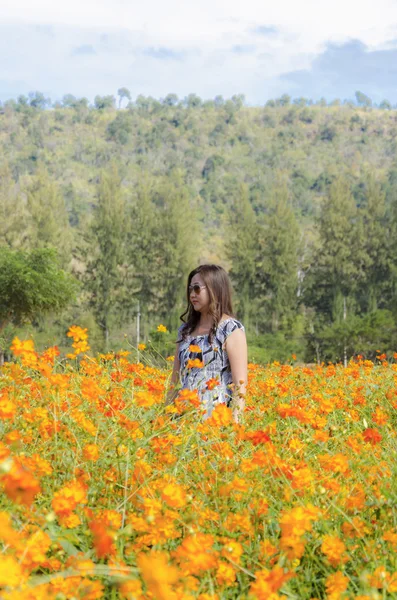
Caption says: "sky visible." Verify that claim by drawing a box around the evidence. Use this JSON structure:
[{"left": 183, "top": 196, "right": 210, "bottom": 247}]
[{"left": 1, "top": 0, "right": 397, "bottom": 106}]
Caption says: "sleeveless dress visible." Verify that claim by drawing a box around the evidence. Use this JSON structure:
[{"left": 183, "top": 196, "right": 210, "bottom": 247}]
[{"left": 177, "top": 317, "right": 245, "bottom": 420}]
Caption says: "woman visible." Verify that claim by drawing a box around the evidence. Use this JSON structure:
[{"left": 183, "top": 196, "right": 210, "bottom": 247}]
[{"left": 166, "top": 264, "right": 248, "bottom": 423}]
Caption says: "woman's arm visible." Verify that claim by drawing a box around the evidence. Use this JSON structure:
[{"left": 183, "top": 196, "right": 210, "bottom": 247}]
[
  {"left": 165, "top": 342, "right": 180, "bottom": 406},
  {"left": 225, "top": 329, "right": 248, "bottom": 424}
]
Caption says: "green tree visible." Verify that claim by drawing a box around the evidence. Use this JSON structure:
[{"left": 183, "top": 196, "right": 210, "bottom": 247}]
[
  {"left": 25, "top": 165, "right": 72, "bottom": 265},
  {"left": 94, "top": 95, "right": 115, "bottom": 110},
  {"left": 357, "top": 172, "right": 391, "bottom": 312},
  {"left": 0, "top": 164, "right": 30, "bottom": 249},
  {"left": 0, "top": 247, "right": 76, "bottom": 364},
  {"left": 28, "top": 91, "right": 50, "bottom": 109},
  {"left": 83, "top": 165, "right": 130, "bottom": 350},
  {"left": 304, "top": 176, "right": 366, "bottom": 364},
  {"left": 117, "top": 87, "right": 131, "bottom": 109},
  {"left": 355, "top": 91, "right": 372, "bottom": 107},
  {"left": 256, "top": 175, "right": 300, "bottom": 332},
  {"left": 129, "top": 171, "right": 200, "bottom": 334},
  {"left": 224, "top": 183, "right": 259, "bottom": 333},
  {"left": 162, "top": 93, "right": 179, "bottom": 107}
]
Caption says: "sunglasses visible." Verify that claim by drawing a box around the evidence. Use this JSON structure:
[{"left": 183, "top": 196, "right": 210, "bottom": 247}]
[{"left": 188, "top": 284, "right": 207, "bottom": 295}]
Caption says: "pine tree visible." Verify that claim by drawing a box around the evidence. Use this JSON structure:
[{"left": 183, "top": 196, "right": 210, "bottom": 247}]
[
  {"left": 357, "top": 172, "right": 391, "bottom": 312},
  {"left": 256, "top": 175, "right": 300, "bottom": 332},
  {"left": 25, "top": 164, "right": 72, "bottom": 265},
  {"left": 0, "top": 163, "right": 31, "bottom": 248},
  {"left": 224, "top": 183, "right": 259, "bottom": 332},
  {"left": 84, "top": 164, "right": 130, "bottom": 349},
  {"left": 304, "top": 176, "right": 366, "bottom": 365},
  {"left": 129, "top": 170, "right": 200, "bottom": 334},
  {"left": 306, "top": 176, "right": 363, "bottom": 322}
]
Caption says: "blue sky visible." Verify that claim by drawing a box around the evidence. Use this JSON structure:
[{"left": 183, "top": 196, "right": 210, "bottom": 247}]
[{"left": 1, "top": 0, "right": 397, "bottom": 105}]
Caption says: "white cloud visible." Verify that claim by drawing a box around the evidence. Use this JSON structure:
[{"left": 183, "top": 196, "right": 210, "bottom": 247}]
[
  {"left": 0, "top": 1, "right": 397, "bottom": 103},
  {"left": 2, "top": 0, "right": 397, "bottom": 48}
]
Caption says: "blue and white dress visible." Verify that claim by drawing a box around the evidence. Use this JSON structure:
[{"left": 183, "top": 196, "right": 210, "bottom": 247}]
[{"left": 177, "top": 317, "right": 245, "bottom": 419}]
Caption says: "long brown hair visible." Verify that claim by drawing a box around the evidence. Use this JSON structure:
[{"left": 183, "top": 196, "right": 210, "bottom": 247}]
[{"left": 177, "top": 264, "right": 235, "bottom": 345}]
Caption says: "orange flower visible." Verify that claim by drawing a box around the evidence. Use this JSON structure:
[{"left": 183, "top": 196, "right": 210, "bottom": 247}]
[
  {"left": 247, "top": 430, "right": 271, "bottom": 445},
  {"left": 89, "top": 518, "right": 117, "bottom": 559},
  {"left": 291, "top": 466, "right": 314, "bottom": 491},
  {"left": 325, "top": 571, "right": 349, "bottom": 595},
  {"left": 1, "top": 457, "right": 41, "bottom": 506},
  {"left": 207, "top": 404, "right": 233, "bottom": 427},
  {"left": 372, "top": 407, "right": 388, "bottom": 425},
  {"left": 363, "top": 428, "right": 382, "bottom": 444},
  {"left": 161, "top": 482, "right": 187, "bottom": 508},
  {"left": 189, "top": 344, "right": 202, "bottom": 353},
  {"left": 206, "top": 378, "right": 220, "bottom": 390},
  {"left": 321, "top": 535, "right": 348, "bottom": 567},
  {"left": 52, "top": 479, "right": 88, "bottom": 516},
  {"left": 137, "top": 550, "right": 179, "bottom": 600},
  {"left": 67, "top": 325, "right": 89, "bottom": 341},
  {"left": 172, "top": 533, "right": 218, "bottom": 575},
  {"left": 250, "top": 565, "right": 295, "bottom": 599},
  {"left": 83, "top": 444, "right": 100, "bottom": 462},
  {"left": 10, "top": 337, "right": 38, "bottom": 368},
  {"left": 369, "top": 565, "right": 390, "bottom": 588},
  {"left": 0, "top": 394, "right": 16, "bottom": 420},
  {"left": 187, "top": 358, "right": 204, "bottom": 369},
  {"left": 215, "top": 562, "right": 236, "bottom": 586},
  {"left": 220, "top": 540, "right": 243, "bottom": 564}
]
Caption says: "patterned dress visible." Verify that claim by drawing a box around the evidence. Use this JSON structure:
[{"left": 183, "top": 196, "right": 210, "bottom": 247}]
[{"left": 177, "top": 317, "right": 245, "bottom": 419}]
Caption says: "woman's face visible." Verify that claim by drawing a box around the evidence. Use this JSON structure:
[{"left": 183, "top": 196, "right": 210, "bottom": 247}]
[{"left": 189, "top": 274, "right": 210, "bottom": 313}]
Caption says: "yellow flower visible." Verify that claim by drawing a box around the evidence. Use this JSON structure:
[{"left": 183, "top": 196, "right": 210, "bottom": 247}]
[
  {"left": 138, "top": 343, "right": 146, "bottom": 351},
  {"left": 157, "top": 324, "right": 168, "bottom": 333},
  {"left": 0, "top": 555, "right": 25, "bottom": 586}
]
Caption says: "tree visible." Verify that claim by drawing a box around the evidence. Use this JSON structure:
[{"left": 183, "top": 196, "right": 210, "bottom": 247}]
[
  {"left": 224, "top": 183, "right": 259, "bottom": 333},
  {"left": 355, "top": 91, "right": 372, "bottom": 107},
  {"left": 0, "top": 163, "right": 30, "bottom": 249},
  {"left": 84, "top": 165, "right": 131, "bottom": 349},
  {"left": 117, "top": 87, "right": 131, "bottom": 109},
  {"left": 94, "top": 95, "right": 115, "bottom": 110},
  {"left": 293, "top": 97, "right": 309, "bottom": 106},
  {"left": 256, "top": 175, "right": 300, "bottom": 332},
  {"left": 184, "top": 94, "right": 202, "bottom": 108},
  {"left": 129, "top": 171, "right": 200, "bottom": 334},
  {"left": 304, "top": 176, "right": 366, "bottom": 364},
  {"left": 0, "top": 247, "right": 76, "bottom": 364},
  {"left": 231, "top": 94, "right": 245, "bottom": 109},
  {"left": 62, "top": 94, "right": 78, "bottom": 108},
  {"left": 276, "top": 94, "right": 291, "bottom": 107},
  {"left": 357, "top": 172, "right": 391, "bottom": 312},
  {"left": 162, "top": 93, "right": 179, "bottom": 107},
  {"left": 25, "top": 165, "right": 72, "bottom": 265},
  {"left": 379, "top": 99, "right": 392, "bottom": 110},
  {"left": 28, "top": 91, "right": 50, "bottom": 109}
]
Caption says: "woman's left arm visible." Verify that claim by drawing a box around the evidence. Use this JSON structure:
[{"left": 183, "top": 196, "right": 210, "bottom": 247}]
[{"left": 225, "top": 329, "right": 248, "bottom": 423}]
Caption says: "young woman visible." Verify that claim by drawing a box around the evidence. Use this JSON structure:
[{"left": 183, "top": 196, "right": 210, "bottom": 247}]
[{"left": 166, "top": 264, "right": 248, "bottom": 423}]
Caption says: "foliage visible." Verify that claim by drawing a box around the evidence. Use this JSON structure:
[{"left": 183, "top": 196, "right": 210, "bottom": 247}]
[
  {"left": 1, "top": 97, "right": 397, "bottom": 359},
  {"left": 0, "top": 247, "right": 76, "bottom": 334}
]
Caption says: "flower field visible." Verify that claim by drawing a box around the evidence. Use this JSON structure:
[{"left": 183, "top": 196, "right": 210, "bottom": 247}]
[{"left": 2, "top": 328, "right": 397, "bottom": 599}]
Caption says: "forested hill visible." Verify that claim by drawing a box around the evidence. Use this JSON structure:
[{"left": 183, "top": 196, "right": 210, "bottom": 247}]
[{"left": 2, "top": 95, "right": 397, "bottom": 364}]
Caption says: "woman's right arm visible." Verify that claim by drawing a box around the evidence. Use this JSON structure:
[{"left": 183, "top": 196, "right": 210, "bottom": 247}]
[{"left": 165, "top": 342, "right": 181, "bottom": 406}]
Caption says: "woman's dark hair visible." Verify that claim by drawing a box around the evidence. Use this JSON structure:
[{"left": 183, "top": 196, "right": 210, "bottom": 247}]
[{"left": 177, "top": 264, "right": 235, "bottom": 345}]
